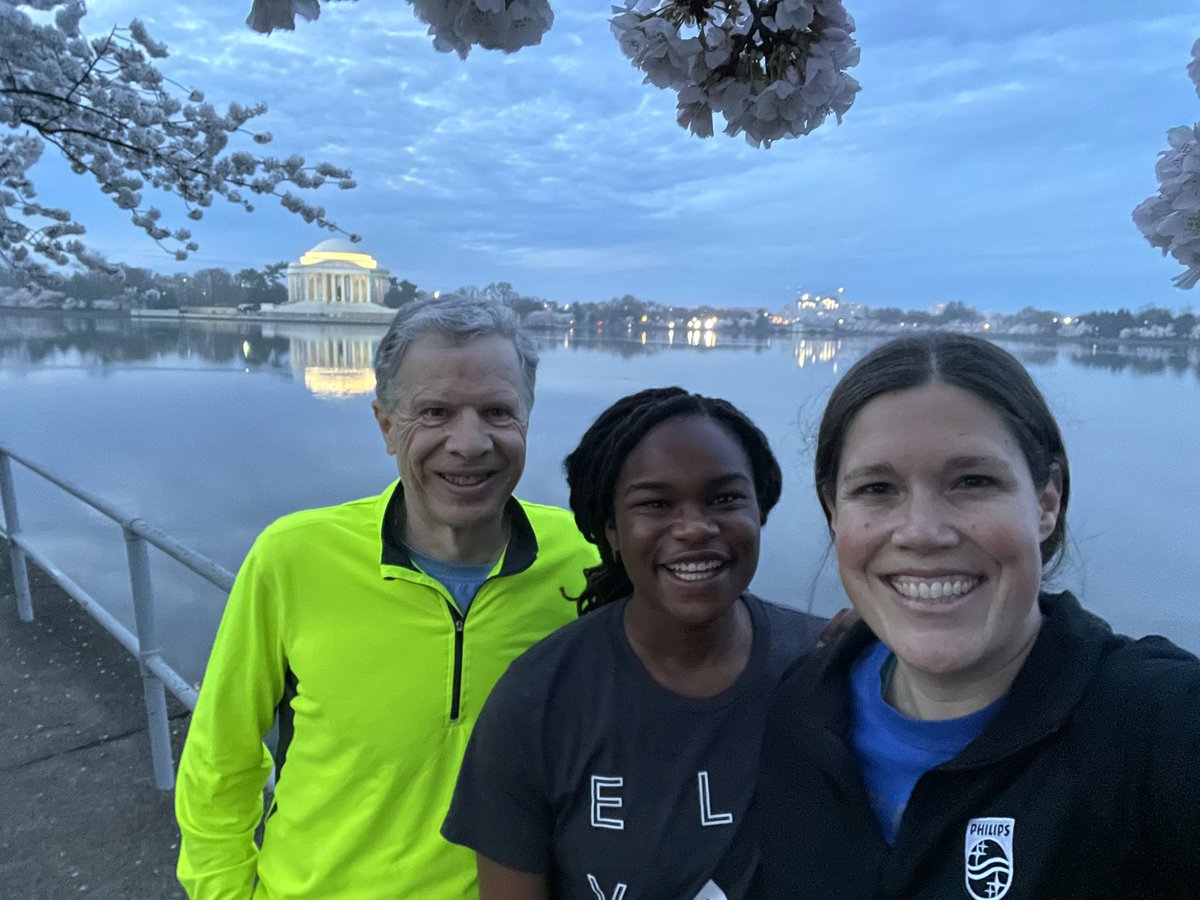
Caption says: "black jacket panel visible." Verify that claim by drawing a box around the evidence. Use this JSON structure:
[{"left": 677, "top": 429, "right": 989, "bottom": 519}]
[{"left": 742, "top": 592, "right": 1200, "bottom": 899}]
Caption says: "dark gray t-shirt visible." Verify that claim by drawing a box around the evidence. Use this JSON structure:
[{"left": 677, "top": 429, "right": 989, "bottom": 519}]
[{"left": 442, "top": 593, "right": 825, "bottom": 900}]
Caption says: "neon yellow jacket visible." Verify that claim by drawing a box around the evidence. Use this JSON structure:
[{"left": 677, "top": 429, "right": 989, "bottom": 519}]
[{"left": 175, "top": 483, "right": 595, "bottom": 898}]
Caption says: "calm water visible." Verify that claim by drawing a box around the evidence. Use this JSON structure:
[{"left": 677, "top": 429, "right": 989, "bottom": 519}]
[{"left": 2, "top": 313, "right": 1198, "bottom": 681}]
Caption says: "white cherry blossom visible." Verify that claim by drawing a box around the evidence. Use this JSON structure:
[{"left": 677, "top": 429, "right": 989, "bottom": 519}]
[
  {"left": 248, "top": 0, "right": 853, "bottom": 144},
  {"left": 1133, "top": 123, "right": 1200, "bottom": 289},
  {"left": 1134, "top": 36, "right": 1200, "bottom": 290},
  {"left": 1190, "top": 38, "right": 1200, "bottom": 98},
  {"left": 4, "top": 0, "right": 357, "bottom": 281},
  {"left": 409, "top": 0, "right": 553, "bottom": 59},
  {"left": 610, "top": 0, "right": 860, "bottom": 145},
  {"left": 246, "top": 0, "right": 326, "bottom": 34}
]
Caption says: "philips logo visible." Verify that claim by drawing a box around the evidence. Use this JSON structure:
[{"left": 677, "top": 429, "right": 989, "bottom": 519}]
[{"left": 964, "top": 817, "right": 1014, "bottom": 899}]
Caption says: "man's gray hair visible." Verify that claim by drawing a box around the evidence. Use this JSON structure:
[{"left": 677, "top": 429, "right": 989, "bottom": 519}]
[{"left": 373, "top": 295, "right": 539, "bottom": 411}]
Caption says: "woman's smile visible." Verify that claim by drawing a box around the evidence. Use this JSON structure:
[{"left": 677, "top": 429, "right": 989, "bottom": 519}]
[
  {"left": 663, "top": 555, "right": 729, "bottom": 582},
  {"left": 829, "top": 381, "right": 1061, "bottom": 690},
  {"left": 605, "top": 414, "right": 762, "bottom": 631}
]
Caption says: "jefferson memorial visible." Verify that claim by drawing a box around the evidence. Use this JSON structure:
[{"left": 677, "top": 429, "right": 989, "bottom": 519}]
[{"left": 282, "top": 238, "right": 394, "bottom": 319}]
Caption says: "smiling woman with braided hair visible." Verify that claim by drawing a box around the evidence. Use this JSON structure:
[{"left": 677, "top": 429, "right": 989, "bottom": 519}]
[
  {"left": 564, "top": 386, "right": 789, "bottom": 618},
  {"left": 442, "top": 386, "right": 827, "bottom": 900}
]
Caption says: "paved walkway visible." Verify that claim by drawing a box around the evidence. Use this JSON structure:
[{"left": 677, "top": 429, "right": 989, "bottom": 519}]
[{"left": 0, "top": 539, "right": 190, "bottom": 898}]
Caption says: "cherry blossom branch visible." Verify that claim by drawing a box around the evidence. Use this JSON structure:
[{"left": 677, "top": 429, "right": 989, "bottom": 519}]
[
  {"left": 611, "top": 0, "right": 860, "bottom": 145},
  {"left": 2, "top": 0, "right": 358, "bottom": 281},
  {"left": 1132, "top": 39, "right": 1200, "bottom": 290}
]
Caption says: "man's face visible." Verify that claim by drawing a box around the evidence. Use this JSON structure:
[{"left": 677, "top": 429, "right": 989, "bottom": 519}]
[{"left": 372, "top": 334, "right": 529, "bottom": 560}]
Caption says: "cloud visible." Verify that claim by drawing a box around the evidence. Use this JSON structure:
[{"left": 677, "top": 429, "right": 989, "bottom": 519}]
[{"left": 45, "top": 0, "right": 1200, "bottom": 310}]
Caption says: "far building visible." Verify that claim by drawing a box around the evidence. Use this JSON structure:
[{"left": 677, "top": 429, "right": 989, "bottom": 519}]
[{"left": 282, "top": 238, "right": 394, "bottom": 320}]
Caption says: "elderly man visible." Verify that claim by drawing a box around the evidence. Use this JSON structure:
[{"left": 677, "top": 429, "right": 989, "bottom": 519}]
[{"left": 175, "top": 297, "right": 596, "bottom": 898}]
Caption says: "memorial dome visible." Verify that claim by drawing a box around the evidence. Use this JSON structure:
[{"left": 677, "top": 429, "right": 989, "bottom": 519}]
[
  {"left": 286, "top": 239, "right": 392, "bottom": 311},
  {"left": 299, "top": 238, "right": 378, "bottom": 270}
]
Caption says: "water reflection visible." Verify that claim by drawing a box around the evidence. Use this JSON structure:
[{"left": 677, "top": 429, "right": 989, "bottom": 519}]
[
  {"left": 0, "top": 314, "right": 291, "bottom": 371},
  {"left": 0, "top": 315, "right": 388, "bottom": 398},
  {"left": 1062, "top": 341, "right": 1200, "bottom": 378},
  {"left": 794, "top": 339, "right": 841, "bottom": 368},
  {"left": 5, "top": 315, "right": 1200, "bottom": 382},
  {"left": 2, "top": 313, "right": 1198, "bottom": 674},
  {"left": 263, "top": 324, "right": 380, "bottom": 398},
  {"left": 552, "top": 327, "right": 775, "bottom": 359},
  {"left": 543, "top": 330, "right": 1200, "bottom": 379},
  {"left": 1009, "top": 344, "right": 1060, "bottom": 368}
]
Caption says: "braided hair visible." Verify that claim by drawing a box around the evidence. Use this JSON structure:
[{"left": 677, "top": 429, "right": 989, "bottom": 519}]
[{"left": 563, "top": 386, "right": 783, "bottom": 615}]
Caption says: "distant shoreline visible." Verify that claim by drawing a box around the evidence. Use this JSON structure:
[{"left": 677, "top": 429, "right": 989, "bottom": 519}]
[
  {"left": 1, "top": 305, "right": 1197, "bottom": 350},
  {"left": 0, "top": 305, "right": 394, "bottom": 327}
]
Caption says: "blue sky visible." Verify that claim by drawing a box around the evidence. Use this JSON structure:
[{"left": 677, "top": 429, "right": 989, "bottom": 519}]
[{"left": 34, "top": 0, "right": 1200, "bottom": 312}]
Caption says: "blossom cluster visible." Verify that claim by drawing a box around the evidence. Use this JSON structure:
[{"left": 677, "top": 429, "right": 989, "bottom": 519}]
[
  {"left": 610, "top": 0, "right": 859, "bottom": 146},
  {"left": 1189, "top": 37, "right": 1200, "bottom": 99},
  {"left": 245, "top": 0, "right": 853, "bottom": 142},
  {"left": 408, "top": 0, "right": 553, "bottom": 59},
  {"left": 246, "top": 0, "right": 549, "bottom": 57},
  {"left": 1133, "top": 124, "right": 1200, "bottom": 290},
  {"left": 246, "top": 0, "right": 320, "bottom": 33},
  {"left": 1132, "top": 37, "right": 1200, "bottom": 290},
  {"left": 3, "top": 0, "right": 355, "bottom": 279}
]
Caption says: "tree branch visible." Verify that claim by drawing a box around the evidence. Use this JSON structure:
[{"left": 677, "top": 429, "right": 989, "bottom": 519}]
[{"left": 64, "top": 28, "right": 116, "bottom": 104}]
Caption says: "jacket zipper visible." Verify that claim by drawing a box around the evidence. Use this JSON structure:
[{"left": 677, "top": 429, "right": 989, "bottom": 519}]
[{"left": 447, "top": 602, "right": 465, "bottom": 722}]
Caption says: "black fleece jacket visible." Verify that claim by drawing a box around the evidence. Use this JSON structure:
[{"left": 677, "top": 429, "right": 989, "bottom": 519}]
[{"left": 735, "top": 591, "right": 1200, "bottom": 899}]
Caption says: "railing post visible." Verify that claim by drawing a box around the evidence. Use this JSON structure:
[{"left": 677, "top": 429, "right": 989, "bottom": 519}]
[
  {"left": 124, "top": 524, "right": 175, "bottom": 791},
  {"left": 0, "top": 453, "right": 34, "bottom": 622}
]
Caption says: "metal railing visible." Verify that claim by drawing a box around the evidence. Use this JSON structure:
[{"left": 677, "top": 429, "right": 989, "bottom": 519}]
[{"left": 0, "top": 443, "right": 235, "bottom": 790}]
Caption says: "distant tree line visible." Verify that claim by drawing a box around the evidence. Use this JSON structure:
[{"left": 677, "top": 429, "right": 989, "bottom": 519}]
[
  {"left": 452, "top": 281, "right": 549, "bottom": 317},
  {"left": 0, "top": 262, "right": 426, "bottom": 311},
  {"left": 564, "top": 294, "right": 775, "bottom": 335},
  {"left": 851, "top": 301, "right": 1197, "bottom": 340},
  {"left": 869, "top": 300, "right": 983, "bottom": 326},
  {"left": 1071, "top": 307, "right": 1196, "bottom": 338},
  {"left": 3, "top": 261, "right": 1196, "bottom": 341}
]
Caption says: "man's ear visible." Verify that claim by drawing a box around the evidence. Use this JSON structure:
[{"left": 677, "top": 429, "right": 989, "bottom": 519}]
[
  {"left": 371, "top": 399, "right": 396, "bottom": 456},
  {"left": 1038, "top": 463, "right": 1064, "bottom": 541}
]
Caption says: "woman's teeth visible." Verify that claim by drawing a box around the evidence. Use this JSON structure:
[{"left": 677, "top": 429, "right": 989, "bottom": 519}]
[{"left": 890, "top": 577, "right": 980, "bottom": 600}]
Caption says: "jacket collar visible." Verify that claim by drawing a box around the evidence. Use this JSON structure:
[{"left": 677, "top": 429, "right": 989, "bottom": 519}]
[
  {"left": 376, "top": 480, "right": 539, "bottom": 577},
  {"left": 947, "top": 590, "right": 1114, "bottom": 766},
  {"left": 782, "top": 591, "right": 1116, "bottom": 770}
]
